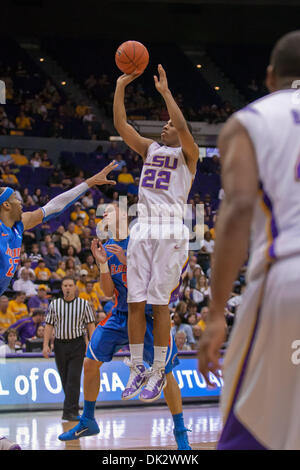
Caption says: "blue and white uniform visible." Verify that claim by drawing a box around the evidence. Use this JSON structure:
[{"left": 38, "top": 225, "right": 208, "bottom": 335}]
[
  {"left": 0, "top": 220, "right": 23, "bottom": 295},
  {"left": 87, "top": 235, "right": 179, "bottom": 372},
  {"left": 219, "top": 89, "right": 300, "bottom": 450}
]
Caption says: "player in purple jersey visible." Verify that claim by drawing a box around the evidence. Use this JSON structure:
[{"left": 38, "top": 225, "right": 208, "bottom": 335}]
[{"left": 0, "top": 161, "right": 118, "bottom": 450}]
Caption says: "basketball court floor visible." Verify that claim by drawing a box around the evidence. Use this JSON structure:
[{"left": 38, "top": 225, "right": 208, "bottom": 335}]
[{"left": 0, "top": 403, "right": 221, "bottom": 450}]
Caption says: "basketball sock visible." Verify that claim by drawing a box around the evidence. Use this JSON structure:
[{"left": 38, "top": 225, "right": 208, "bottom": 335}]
[
  {"left": 152, "top": 346, "right": 168, "bottom": 369},
  {"left": 172, "top": 412, "right": 185, "bottom": 431},
  {"left": 82, "top": 400, "right": 96, "bottom": 420},
  {"left": 130, "top": 343, "right": 144, "bottom": 365}
]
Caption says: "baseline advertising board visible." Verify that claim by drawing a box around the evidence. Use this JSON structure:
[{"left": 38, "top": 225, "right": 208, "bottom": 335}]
[{"left": 0, "top": 354, "right": 222, "bottom": 411}]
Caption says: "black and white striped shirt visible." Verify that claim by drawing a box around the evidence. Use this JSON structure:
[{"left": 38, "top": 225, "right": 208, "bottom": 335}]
[{"left": 45, "top": 297, "right": 95, "bottom": 340}]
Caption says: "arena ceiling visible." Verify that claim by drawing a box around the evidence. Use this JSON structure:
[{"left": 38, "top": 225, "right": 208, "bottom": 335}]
[{"left": 2, "top": 1, "right": 300, "bottom": 46}]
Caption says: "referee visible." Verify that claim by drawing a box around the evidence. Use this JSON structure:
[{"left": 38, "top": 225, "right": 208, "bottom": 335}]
[{"left": 43, "top": 276, "right": 95, "bottom": 421}]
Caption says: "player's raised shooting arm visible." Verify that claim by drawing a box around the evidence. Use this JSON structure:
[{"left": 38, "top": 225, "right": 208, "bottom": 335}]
[
  {"left": 113, "top": 74, "right": 154, "bottom": 160},
  {"left": 209, "top": 117, "right": 259, "bottom": 316},
  {"left": 22, "top": 162, "right": 119, "bottom": 230},
  {"left": 154, "top": 64, "right": 199, "bottom": 173}
]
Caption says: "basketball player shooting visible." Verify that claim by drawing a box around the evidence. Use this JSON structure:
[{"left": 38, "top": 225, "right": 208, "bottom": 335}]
[
  {"left": 113, "top": 64, "right": 199, "bottom": 401},
  {"left": 198, "top": 30, "right": 300, "bottom": 450}
]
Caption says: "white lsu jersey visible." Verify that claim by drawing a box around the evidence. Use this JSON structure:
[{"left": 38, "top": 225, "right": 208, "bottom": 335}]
[
  {"left": 137, "top": 142, "right": 194, "bottom": 221},
  {"left": 235, "top": 89, "right": 300, "bottom": 281}
]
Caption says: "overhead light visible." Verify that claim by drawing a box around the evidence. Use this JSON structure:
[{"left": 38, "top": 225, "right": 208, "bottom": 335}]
[
  {"left": 39, "top": 58, "right": 45, "bottom": 62},
  {"left": 61, "top": 81, "right": 66, "bottom": 86},
  {"left": 214, "top": 86, "right": 220, "bottom": 91},
  {"left": 196, "top": 64, "right": 202, "bottom": 69}
]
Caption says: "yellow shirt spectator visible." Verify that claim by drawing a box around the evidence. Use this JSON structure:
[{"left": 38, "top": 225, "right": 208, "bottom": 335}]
[
  {"left": 56, "top": 268, "right": 66, "bottom": 279},
  {"left": 71, "top": 209, "right": 89, "bottom": 225},
  {"left": 93, "top": 281, "right": 106, "bottom": 299},
  {"left": 11, "top": 151, "right": 29, "bottom": 166},
  {"left": 76, "top": 280, "right": 86, "bottom": 295},
  {"left": 34, "top": 266, "right": 51, "bottom": 281},
  {"left": 8, "top": 299, "right": 28, "bottom": 321},
  {"left": 0, "top": 310, "right": 16, "bottom": 330},
  {"left": 2, "top": 173, "right": 19, "bottom": 186},
  {"left": 117, "top": 172, "right": 134, "bottom": 184},
  {"left": 197, "top": 319, "right": 207, "bottom": 332},
  {"left": 16, "top": 114, "right": 31, "bottom": 130},
  {"left": 79, "top": 291, "right": 101, "bottom": 312}
]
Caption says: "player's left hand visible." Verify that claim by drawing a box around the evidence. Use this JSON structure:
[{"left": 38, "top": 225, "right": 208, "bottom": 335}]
[
  {"left": 198, "top": 315, "right": 227, "bottom": 387},
  {"left": 86, "top": 161, "right": 119, "bottom": 187},
  {"left": 106, "top": 244, "right": 127, "bottom": 265},
  {"left": 154, "top": 64, "right": 169, "bottom": 96}
]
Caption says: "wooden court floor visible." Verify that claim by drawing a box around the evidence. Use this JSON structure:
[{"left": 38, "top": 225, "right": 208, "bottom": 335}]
[{"left": 0, "top": 403, "right": 221, "bottom": 450}]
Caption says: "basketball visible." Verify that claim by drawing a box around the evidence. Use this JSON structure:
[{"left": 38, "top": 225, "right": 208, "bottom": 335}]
[{"left": 115, "top": 40, "right": 149, "bottom": 74}]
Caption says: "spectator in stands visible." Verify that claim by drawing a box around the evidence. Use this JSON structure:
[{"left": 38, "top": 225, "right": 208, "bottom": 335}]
[
  {"left": 74, "top": 217, "right": 85, "bottom": 236},
  {"left": 186, "top": 311, "right": 198, "bottom": 327},
  {"left": 0, "top": 148, "right": 13, "bottom": 165},
  {"left": 0, "top": 329, "right": 22, "bottom": 355},
  {"left": 0, "top": 296, "right": 16, "bottom": 335},
  {"left": 174, "top": 330, "right": 190, "bottom": 351},
  {"left": 10, "top": 148, "right": 28, "bottom": 166},
  {"left": 15, "top": 111, "right": 32, "bottom": 130},
  {"left": 34, "top": 259, "right": 52, "bottom": 281},
  {"left": 55, "top": 260, "right": 67, "bottom": 280},
  {"left": 40, "top": 150, "right": 53, "bottom": 168},
  {"left": 71, "top": 202, "right": 89, "bottom": 225},
  {"left": 200, "top": 231, "right": 215, "bottom": 254},
  {"left": 61, "top": 222, "right": 82, "bottom": 254},
  {"left": 13, "top": 270, "right": 37, "bottom": 297},
  {"left": 81, "top": 191, "right": 94, "bottom": 209},
  {"left": 18, "top": 261, "right": 35, "bottom": 281},
  {"left": 33, "top": 324, "right": 45, "bottom": 340},
  {"left": 8, "top": 310, "right": 45, "bottom": 347},
  {"left": 79, "top": 280, "right": 101, "bottom": 313},
  {"left": 81, "top": 254, "right": 99, "bottom": 281},
  {"left": 29, "top": 243, "right": 44, "bottom": 264},
  {"left": 44, "top": 242, "right": 62, "bottom": 272},
  {"left": 28, "top": 285, "right": 49, "bottom": 313},
  {"left": 32, "top": 188, "right": 47, "bottom": 206},
  {"left": 30, "top": 152, "right": 42, "bottom": 168},
  {"left": 192, "top": 325, "right": 202, "bottom": 348},
  {"left": 76, "top": 269, "right": 88, "bottom": 295},
  {"left": 63, "top": 245, "right": 81, "bottom": 268},
  {"left": 20, "top": 188, "right": 34, "bottom": 207},
  {"left": 8, "top": 292, "right": 29, "bottom": 321},
  {"left": 117, "top": 166, "right": 135, "bottom": 184},
  {"left": 1, "top": 165, "right": 19, "bottom": 187},
  {"left": 171, "top": 310, "right": 195, "bottom": 349},
  {"left": 197, "top": 306, "right": 209, "bottom": 332}
]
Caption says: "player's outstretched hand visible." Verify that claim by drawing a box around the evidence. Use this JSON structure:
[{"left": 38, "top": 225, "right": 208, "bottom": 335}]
[
  {"left": 116, "top": 71, "right": 143, "bottom": 88},
  {"left": 106, "top": 244, "right": 127, "bottom": 265},
  {"left": 91, "top": 239, "right": 108, "bottom": 265},
  {"left": 86, "top": 161, "right": 119, "bottom": 187},
  {"left": 198, "top": 315, "right": 227, "bottom": 387},
  {"left": 154, "top": 64, "right": 169, "bottom": 96}
]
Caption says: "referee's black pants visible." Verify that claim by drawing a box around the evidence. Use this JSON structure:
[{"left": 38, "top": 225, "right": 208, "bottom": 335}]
[{"left": 54, "top": 336, "right": 86, "bottom": 417}]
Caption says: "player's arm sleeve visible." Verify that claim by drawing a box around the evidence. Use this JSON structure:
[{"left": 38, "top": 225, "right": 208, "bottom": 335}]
[{"left": 41, "top": 182, "right": 89, "bottom": 222}]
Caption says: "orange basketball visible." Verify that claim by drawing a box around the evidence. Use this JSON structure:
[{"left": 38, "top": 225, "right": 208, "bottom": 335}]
[{"left": 115, "top": 40, "right": 149, "bottom": 74}]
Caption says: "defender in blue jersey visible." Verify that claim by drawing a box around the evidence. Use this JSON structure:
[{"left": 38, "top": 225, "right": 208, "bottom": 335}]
[
  {"left": 59, "top": 204, "right": 191, "bottom": 450},
  {"left": 0, "top": 162, "right": 118, "bottom": 451},
  {"left": 0, "top": 162, "right": 118, "bottom": 297}
]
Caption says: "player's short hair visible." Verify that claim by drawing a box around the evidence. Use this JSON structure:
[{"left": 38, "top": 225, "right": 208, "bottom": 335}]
[
  {"left": 61, "top": 276, "right": 76, "bottom": 285},
  {"left": 270, "top": 30, "right": 300, "bottom": 78}
]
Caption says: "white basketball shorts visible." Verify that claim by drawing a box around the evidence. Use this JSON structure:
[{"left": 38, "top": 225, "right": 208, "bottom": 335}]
[{"left": 127, "top": 221, "right": 189, "bottom": 305}]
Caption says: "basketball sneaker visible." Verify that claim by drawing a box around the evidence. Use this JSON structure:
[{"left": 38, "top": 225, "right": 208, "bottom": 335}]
[
  {"left": 0, "top": 436, "right": 21, "bottom": 450},
  {"left": 58, "top": 417, "right": 100, "bottom": 441},
  {"left": 173, "top": 427, "right": 192, "bottom": 450},
  {"left": 139, "top": 367, "right": 166, "bottom": 402},
  {"left": 121, "top": 359, "right": 147, "bottom": 400}
]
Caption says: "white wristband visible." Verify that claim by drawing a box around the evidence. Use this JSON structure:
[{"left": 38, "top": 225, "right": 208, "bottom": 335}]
[{"left": 99, "top": 262, "right": 109, "bottom": 274}]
